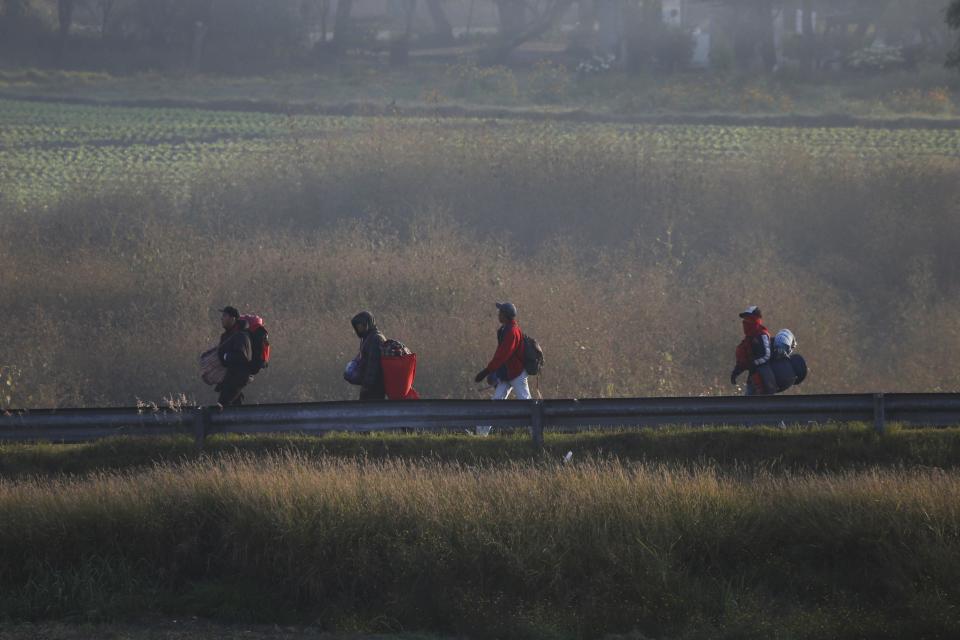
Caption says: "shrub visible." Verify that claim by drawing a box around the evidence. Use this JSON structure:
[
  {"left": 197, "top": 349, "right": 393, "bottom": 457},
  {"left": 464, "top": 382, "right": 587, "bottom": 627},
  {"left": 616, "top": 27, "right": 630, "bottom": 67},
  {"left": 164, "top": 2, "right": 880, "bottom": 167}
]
[
  {"left": 526, "top": 59, "right": 570, "bottom": 104},
  {"left": 445, "top": 61, "right": 518, "bottom": 101},
  {"left": 885, "top": 87, "right": 956, "bottom": 115},
  {"left": 848, "top": 45, "right": 907, "bottom": 72}
]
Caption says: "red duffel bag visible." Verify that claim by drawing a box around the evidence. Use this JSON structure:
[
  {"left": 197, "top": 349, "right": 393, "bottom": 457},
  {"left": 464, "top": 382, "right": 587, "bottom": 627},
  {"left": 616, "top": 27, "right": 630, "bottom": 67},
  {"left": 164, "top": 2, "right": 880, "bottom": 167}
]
[{"left": 382, "top": 353, "right": 418, "bottom": 400}]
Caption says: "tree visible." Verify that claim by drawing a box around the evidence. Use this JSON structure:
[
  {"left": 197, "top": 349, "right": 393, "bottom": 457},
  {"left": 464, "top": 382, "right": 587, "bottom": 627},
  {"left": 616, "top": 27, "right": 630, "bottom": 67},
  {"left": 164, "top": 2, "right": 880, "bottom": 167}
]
[
  {"left": 1, "top": 0, "right": 29, "bottom": 21},
  {"left": 482, "top": 0, "right": 576, "bottom": 63},
  {"left": 696, "top": 0, "right": 781, "bottom": 72},
  {"left": 948, "top": 0, "right": 960, "bottom": 68},
  {"left": 57, "top": 0, "right": 75, "bottom": 54},
  {"left": 424, "top": 0, "right": 454, "bottom": 44},
  {"left": 330, "top": 0, "right": 353, "bottom": 57}
]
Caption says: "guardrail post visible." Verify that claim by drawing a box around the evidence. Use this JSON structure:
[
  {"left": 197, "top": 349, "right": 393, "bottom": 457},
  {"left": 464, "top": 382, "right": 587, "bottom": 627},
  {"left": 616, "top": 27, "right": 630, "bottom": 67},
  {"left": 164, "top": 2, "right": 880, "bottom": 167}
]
[
  {"left": 192, "top": 407, "right": 210, "bottom": 450},
  {"left": 530, "top": 400, "right": 545, "bottom": 449},
  {"left": 873, "top": 393, "right": 886, "bottom": 434}
]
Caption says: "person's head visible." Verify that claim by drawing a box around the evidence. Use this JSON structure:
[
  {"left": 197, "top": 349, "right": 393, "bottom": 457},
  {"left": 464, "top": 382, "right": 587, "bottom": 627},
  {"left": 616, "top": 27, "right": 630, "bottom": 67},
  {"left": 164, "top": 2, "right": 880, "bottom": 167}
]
[
  {"left": 496, "top": 302, "right": 518, "bottom": 324},
  {"left": 220, "top": 306, "right": 240, "bottom": 330},
  {"left": 739, "top": 305, "right": 762, "bottom": 334},
  {"left": 351, "top": 311, "right": 376, "bottom": 338}
]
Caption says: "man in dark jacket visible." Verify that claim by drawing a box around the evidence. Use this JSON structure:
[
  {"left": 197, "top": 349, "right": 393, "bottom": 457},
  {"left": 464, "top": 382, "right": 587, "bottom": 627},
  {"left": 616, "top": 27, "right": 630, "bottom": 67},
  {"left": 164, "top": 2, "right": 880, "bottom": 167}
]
[
  {"left": 216, "top": 306, "right": 252, "bottom": 407},
  {"left": 352, "top": 311, "right": 387, "bottom": 401}
]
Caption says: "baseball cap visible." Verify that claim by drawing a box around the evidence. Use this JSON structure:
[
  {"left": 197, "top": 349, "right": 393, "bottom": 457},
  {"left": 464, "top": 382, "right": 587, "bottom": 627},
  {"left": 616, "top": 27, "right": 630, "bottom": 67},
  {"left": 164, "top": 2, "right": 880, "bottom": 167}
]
[
  {"left": 496, "top": 302, "right": 518, "bottom": 318},
  {"left": 739, "top": 305, "right": 762, "bottom": 319},
  {"left": 219, "top": 306, "right": 240, "bottom": 318}
]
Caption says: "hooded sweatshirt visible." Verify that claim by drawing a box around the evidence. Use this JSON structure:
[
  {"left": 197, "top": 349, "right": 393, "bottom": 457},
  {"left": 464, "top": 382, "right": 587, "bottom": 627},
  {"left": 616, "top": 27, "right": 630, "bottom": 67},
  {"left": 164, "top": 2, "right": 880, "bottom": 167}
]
[
  {"left": 736, "top": 316, "right": 772, "bottom": 372},
  {"left": 352, "top": 311, "right": 386, "bottom": 390}
]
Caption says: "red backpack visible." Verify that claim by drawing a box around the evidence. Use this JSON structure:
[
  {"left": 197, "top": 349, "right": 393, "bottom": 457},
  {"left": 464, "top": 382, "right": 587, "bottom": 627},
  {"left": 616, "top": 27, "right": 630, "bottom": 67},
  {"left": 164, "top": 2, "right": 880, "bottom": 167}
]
[{"left": 242, "top": 314, "right": 271, "bottom": 374}]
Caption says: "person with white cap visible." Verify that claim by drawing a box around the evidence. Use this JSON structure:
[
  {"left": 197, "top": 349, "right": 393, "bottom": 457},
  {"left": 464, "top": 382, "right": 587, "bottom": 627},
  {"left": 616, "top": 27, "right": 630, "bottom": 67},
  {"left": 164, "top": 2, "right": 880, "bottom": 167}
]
[
  {"left": 474, "top": 302, "right": 531, "bottom": 401},
  {"left": 730, "top": 305, "right": 777, "bottom": 396}
]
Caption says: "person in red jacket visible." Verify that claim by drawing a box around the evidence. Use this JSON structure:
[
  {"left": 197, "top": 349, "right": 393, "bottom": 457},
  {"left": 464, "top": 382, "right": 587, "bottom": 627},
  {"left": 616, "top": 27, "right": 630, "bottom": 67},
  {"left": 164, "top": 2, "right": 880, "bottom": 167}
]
[
  {"left": 474, "top": 302, "right": 531, "bottom": 401},
  {"left": 731, "top": 305, "right": 777, "bottom": 396}
]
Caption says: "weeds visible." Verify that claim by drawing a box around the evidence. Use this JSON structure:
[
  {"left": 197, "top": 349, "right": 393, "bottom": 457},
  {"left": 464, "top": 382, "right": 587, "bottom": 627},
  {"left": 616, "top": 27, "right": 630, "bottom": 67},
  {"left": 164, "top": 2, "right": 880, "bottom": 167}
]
[
  {"left": 0, "top": 454, "right": 957, "bottom": 637},
  {"left": 4, "top": 425, "right": 960, "bottom": 479},
  {"left": 1, "top": 113, "right": 959, "bottom": 406}
]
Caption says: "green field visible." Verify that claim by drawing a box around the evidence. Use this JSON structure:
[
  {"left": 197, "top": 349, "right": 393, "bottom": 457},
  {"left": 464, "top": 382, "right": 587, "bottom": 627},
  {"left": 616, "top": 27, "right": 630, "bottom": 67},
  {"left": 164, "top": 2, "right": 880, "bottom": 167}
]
[{"left": 4, "top": 97, "right": 960, "bottom": 206}]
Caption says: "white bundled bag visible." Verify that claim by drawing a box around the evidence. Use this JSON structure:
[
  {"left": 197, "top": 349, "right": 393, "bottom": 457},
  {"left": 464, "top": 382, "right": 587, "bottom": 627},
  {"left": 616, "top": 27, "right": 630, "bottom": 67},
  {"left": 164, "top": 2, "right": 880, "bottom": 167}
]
[
  {"left": 200, "top": 346, "right": 227, "bottom": 386},
  {"left": 772, "top": 329, "right": 797, "bottom": 359}
]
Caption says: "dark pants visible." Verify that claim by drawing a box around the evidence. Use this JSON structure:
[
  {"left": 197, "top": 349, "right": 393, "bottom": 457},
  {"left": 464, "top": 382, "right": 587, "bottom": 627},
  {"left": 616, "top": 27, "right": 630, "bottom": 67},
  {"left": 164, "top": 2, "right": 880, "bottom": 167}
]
[
  {"left": 746, "top": 364, "right": 777, "bottom": 396},
  {"left": 359, "top": 385, "right": 386, "bottom": 401},
  {"left": 218, "top": 368, "right": 250, "bottom": 406}
]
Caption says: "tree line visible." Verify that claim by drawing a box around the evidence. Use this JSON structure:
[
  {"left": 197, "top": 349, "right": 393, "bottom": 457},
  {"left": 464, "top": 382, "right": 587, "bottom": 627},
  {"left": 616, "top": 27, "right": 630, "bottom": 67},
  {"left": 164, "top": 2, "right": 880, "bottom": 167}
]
[{"left": 1, "top": 0, "right": 959, "bottom": 73}]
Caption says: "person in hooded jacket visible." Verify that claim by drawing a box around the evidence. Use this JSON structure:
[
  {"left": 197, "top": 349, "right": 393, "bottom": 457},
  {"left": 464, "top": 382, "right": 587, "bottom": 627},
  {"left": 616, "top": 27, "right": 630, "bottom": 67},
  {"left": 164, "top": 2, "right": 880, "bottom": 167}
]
[
  {"left": 216, "top": 306, "right": 253, "bottom": 407},
  {"left": 730, "top": 305, "right": 777, "bottom": 396},
  {"left": 352, "top": 311, "right": 387, "bottom": 401}
]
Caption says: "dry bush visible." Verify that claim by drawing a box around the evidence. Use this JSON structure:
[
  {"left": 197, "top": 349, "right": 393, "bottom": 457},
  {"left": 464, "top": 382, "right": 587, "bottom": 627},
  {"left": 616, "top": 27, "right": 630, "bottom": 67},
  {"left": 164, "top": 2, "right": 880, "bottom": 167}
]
[{"left": 1, "top": 125, "right": 959, "bottom": 407}]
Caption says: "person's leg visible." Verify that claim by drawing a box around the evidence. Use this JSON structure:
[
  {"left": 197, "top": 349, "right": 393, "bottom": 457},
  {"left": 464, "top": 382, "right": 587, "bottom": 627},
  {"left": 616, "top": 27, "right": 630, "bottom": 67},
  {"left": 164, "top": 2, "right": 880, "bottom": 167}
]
[
  {"left": 510, "top": 372, "right": 531, "bottom": 400},
  {"left": 359, "top": 387, "right": 386, "bottom": 401},
  {"left": 217, "top": 370, "right": 248, "bottom": 406},
  {"left": 478, "top": 380, "right": 512, "bottom": 435},
  {"left": 492, "top": 380, "right": 513, "bottom": 401}
]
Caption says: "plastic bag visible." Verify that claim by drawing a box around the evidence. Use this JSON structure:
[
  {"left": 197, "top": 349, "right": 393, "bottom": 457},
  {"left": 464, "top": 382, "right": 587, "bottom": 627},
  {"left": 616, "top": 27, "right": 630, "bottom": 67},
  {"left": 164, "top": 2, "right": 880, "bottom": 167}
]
[{"left": 382, "top": 353, "right": 418, "bottom": 400}]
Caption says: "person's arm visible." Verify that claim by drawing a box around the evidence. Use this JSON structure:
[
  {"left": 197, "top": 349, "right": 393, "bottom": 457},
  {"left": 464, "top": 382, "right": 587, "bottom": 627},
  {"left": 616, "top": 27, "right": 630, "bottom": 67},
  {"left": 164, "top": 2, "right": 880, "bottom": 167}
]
[
  {"left": 361, "top": 335, "right": 383, "bottom": 388},
  {"left": 485, "top": 327, "right": 522, "bottom": 374},
  {"left": 752, "top": 334, "right": 771, "bottom": 370},
  {"left": 221, "top": 334, "right": 252, "bottom": 369}
]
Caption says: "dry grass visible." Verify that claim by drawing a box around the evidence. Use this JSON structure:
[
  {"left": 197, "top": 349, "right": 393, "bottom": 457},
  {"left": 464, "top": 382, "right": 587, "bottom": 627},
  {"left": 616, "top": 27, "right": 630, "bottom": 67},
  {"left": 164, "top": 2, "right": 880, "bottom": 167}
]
[
  {"left": 0, "top": 454, "right": 958, "bottom": 637},
  {"left": 1, "top": 124, "right": 959, "bottom": 407},
  {"left": 6, "top": 426, "right": 960, "bottom": 479}
]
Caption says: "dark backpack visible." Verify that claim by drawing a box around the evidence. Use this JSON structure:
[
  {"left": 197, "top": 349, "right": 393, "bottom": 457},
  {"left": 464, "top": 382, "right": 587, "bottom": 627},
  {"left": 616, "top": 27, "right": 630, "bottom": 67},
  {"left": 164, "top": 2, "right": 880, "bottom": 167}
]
[
  {"left": 242, "top": 315, "right": 270, "bottom": 375},
  {"left": 522, "top": 334, "right": 544, "bottom": 376}
]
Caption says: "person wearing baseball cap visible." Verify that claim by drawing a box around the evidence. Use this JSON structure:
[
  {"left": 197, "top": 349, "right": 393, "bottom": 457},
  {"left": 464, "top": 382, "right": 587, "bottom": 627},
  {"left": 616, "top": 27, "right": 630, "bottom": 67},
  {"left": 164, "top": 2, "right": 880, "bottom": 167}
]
[
  {"left": 474, "top": 302, "right": 530, "bottom": 402},
  {"left": 215, "top": 305, "right": 252, "bottom": 407},
  {"left": 731, "top": 305, "right": 776, "bottom": 395}
]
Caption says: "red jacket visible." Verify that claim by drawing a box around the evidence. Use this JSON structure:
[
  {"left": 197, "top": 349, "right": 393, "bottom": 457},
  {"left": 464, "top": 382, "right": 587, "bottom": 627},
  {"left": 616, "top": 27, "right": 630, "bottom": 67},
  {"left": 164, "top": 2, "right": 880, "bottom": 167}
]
[
  {"left": 736, "top": 318, "right": 772, "bottom": 370},
  {"left": 487, "top": 320, "right": 525, "bottom": 381}
]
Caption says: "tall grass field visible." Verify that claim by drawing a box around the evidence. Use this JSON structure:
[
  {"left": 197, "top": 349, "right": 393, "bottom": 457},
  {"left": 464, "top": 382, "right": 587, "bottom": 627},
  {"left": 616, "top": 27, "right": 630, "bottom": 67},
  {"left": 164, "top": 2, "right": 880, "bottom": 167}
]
[
  {"left": 0, "top": 451, "right": 958, "bottom": 638},
  {"left": 1, "top": 100, "right": 959, "bottom": 407},
  {"left": 3, "top": 97, "right": 960, "bottom": 639}
]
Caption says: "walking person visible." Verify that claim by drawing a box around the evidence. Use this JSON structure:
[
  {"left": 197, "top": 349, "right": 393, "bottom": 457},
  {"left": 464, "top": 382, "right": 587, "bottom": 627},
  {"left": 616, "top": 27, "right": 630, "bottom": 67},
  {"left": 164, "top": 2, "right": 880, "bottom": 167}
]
[
  {"left": 474, "top": 302, "right": 531, "bottom": 401},
  {"left": 216, "top": 306, "right": 253, "bottom": 407},
  {"left": 730, "top": 305, "right": 777, "bottom": 396},
  {"left": 351, "top": 311, "right": 387, "bottom": 401}
]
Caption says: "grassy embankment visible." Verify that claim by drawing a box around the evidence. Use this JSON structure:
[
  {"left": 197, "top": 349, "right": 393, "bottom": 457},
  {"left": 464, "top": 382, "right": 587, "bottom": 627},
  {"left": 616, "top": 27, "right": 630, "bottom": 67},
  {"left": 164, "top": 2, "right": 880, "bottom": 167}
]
[
  {"left": 1, "top": 64, "right": 959, "bottom": 118},
  {"left": 1, "top": 99, "right": 959, "bottom": 407},
  {"left": 4, "top": 426, "right": 960, "bottom": 479},
  {"left": 1, "top": 451, "right": 959, "bottom": 638}
]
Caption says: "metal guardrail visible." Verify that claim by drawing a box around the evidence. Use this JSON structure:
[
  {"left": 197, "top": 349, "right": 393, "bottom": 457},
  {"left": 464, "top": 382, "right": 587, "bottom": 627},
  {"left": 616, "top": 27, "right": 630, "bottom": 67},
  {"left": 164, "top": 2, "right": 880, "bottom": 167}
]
[{"left": 2, "top": 393, "right": 960, "bottom": 447}]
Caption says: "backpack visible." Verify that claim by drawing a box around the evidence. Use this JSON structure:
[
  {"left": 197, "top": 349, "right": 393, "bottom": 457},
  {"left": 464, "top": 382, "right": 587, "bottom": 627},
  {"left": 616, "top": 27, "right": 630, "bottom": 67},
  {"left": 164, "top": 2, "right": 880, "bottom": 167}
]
[
  {"left": 242, "top": 314, "right": 271, "bottom": 374},
  {"left": 522, "top": 334, "right": 544, "bottom": 376},
  {"left": 772, "top": 329, "right": 797, "bottom": 359},
  {"left": 790, "top": 354, "right": 808, "bottom": 385}
]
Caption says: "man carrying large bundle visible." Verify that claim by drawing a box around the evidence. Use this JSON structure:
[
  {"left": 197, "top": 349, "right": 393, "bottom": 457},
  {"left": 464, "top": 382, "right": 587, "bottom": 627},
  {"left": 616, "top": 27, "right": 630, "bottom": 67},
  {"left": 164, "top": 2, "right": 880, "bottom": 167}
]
[{"left": 216, "top": 305, "right": 253, "bottom": 407}]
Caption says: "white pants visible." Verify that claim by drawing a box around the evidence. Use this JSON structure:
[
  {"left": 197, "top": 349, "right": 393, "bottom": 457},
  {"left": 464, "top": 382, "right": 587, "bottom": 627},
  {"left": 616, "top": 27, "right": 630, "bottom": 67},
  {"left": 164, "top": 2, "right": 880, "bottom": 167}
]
[
  {"left": 492, "top": 371, "right": 531, "bottom": 401},
  {"left": 476, "top": 372, "right": 531, "bottom": 436}
]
